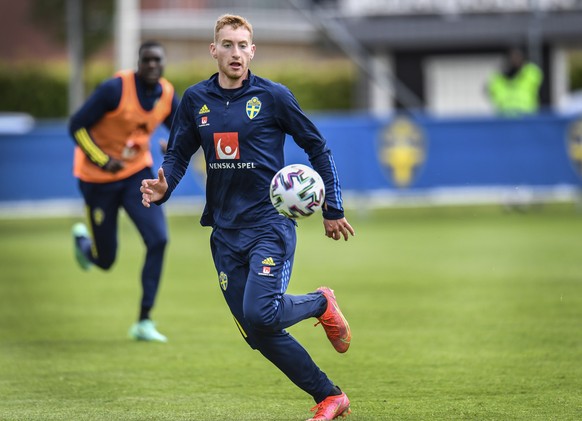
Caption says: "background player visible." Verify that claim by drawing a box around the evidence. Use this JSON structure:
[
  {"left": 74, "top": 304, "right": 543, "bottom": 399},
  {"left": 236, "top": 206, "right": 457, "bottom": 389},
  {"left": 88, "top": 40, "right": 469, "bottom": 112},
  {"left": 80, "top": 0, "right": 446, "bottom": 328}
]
[{"left": 69, "top": 41, "right": 179, "bottom": 342}]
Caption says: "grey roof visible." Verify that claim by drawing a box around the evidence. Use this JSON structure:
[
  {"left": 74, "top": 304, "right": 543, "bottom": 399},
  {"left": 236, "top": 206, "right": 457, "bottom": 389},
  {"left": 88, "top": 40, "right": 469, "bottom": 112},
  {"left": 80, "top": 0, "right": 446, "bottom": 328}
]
[{"left": 340, "top": 11, "right": 582, "bottom": 50}]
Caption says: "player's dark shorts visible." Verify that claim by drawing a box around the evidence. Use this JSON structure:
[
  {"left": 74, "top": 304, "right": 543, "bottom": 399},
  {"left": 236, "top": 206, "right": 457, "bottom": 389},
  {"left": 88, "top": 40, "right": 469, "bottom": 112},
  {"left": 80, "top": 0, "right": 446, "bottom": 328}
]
[
  {"left": 210, "top": 216, "right": 298, "bottom": 347},
  {"left": 77, "top": 167, "right": 167, "bottom": 286}
]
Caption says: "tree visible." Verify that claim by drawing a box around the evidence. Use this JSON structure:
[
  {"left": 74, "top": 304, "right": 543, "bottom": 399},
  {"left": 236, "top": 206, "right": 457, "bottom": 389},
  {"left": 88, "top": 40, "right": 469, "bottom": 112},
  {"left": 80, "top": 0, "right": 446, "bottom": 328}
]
[{"left": 29, "top": 0, "right": 115, "bottom": 60}]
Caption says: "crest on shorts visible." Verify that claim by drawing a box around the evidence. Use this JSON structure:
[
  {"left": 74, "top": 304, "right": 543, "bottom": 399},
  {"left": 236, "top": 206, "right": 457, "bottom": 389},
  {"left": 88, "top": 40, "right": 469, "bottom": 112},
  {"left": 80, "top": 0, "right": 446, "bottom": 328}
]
[
  {"left": 219, "top": 271, "right": 228, "bottom": 291},
  {"left": 246, "top": 97, "right": 261, "bottom": 120},
  {"left": 93, "top": 208, "right": 105, "bottom": 226}
]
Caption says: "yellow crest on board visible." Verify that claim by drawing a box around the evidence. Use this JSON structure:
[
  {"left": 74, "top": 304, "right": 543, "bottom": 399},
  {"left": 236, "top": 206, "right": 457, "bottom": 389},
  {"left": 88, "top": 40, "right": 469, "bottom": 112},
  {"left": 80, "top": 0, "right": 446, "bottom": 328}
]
[{"left": 378, "top": 116, "right": 426, "bottom": 188}]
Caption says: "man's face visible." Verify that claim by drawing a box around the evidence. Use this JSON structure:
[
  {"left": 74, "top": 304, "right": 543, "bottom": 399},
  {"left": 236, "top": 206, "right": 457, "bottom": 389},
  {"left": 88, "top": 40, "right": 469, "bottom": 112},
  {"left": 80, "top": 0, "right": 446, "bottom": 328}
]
[
  {"left": 509, "top": 49, "right": 525, "bottom": 69},
  {"left": 137, "top": 46, "right": 165, "bottom": 86},
  {"left": 210, "top": 25, "right": 255, "bottom": 87}
]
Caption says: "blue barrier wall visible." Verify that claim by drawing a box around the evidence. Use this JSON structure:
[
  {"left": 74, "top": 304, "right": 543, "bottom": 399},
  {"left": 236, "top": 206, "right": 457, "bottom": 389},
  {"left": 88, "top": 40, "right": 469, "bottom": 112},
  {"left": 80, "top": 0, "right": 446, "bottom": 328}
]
[
  {"left": 1, "top": 113, "right": 580, "bottom": 204},
  {"left": 284, "top": 113, "right": 582, "bottom": 191}
]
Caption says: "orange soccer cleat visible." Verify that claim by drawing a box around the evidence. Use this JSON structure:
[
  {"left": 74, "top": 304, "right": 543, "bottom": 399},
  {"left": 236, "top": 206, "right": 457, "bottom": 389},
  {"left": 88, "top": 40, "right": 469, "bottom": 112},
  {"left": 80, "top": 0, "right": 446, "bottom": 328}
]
[
  {"left": 307, "top": 392, "right": 351, "bottom": 420},
  {"left": 315, "top": 287, "right": 351, "bottom": 353}
]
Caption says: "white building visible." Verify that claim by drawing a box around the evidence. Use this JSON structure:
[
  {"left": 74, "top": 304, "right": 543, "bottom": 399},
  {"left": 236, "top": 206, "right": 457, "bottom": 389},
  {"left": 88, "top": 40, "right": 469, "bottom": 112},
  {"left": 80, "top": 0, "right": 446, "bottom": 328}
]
[{"left": 131, "top": 0, "right": 582, "bottom": 116}]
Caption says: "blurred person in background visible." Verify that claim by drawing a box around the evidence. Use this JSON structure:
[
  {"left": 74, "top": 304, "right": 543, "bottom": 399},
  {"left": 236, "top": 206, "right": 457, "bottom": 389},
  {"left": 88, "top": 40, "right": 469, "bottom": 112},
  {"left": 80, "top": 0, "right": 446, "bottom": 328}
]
[
  {"left": 68, "top": 40, "right": 180, "bottom": 343},
  {"left": 487, "top": 47, "right": 543, "bottom": 117},
  {"left": 140, "top": 14, "right": 354, "bottom": 421}
]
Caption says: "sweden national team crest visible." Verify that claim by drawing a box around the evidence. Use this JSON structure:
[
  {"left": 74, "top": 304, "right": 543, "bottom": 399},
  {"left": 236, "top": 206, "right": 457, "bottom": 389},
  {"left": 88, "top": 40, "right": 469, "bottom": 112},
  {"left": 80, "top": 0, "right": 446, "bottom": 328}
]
[
  {"left": 377, "top": 116, "right": 426, "bottom": 188},
  {"left": 219, "top": 271, "right": 228, "bottom": 291},
  {"left": 566, "top": 118, "right": 582, "bottom": 178},
  {"left": 93, "top": 207, "right": 105, "bottom": 226},
  {"left": 246, "top": 97, "right": 261, "bottom": 120}
]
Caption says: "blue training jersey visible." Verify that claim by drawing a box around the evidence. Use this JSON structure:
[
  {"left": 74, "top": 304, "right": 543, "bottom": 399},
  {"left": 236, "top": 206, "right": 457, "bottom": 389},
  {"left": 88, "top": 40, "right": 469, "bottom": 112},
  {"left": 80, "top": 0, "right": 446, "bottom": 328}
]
[{"left": 159, "top": 71, "right": 345, "bottom": 228}]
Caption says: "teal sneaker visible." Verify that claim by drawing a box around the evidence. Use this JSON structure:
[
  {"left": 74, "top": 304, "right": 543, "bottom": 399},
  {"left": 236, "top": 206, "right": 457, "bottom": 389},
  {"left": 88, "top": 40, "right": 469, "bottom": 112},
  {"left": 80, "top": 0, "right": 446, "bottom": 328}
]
[
  {"left": 72, "top": 223, "right": 92, "bottom": 271},
  {"left": 129, "top": 319, "right": 168, "bottom": 343}
]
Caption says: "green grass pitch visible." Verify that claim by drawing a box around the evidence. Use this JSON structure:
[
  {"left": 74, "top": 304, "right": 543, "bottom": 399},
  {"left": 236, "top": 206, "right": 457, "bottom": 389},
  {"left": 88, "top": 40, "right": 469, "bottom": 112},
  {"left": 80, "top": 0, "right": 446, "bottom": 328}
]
[{"left": 1, "top": 203, "right": 581, "bottom": 420}]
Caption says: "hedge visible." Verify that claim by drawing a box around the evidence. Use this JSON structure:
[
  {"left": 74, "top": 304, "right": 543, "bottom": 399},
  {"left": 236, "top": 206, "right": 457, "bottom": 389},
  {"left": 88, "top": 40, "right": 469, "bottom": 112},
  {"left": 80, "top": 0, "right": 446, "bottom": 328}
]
[
  {"left": 570, "top": 65, "right": 582, "bottom": 94},
  {"left": 0, "top": 65, "right": 69, "bottom": 118},
  {"left": 0, "top": 61, "right": 356, "bottom": 118},
  {"left": 5, "top": 59, "right": 582, "bottom": 118}
]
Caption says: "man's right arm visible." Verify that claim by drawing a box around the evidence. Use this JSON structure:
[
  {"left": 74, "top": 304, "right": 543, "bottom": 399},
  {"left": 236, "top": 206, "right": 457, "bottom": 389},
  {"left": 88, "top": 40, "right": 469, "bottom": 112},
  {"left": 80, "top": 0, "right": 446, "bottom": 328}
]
[
  {"left": 156, "top": 91, "right": 201, "bottom": 205},
  {"left": 69, "top": 78, "right": 123, "bottom": 171}
]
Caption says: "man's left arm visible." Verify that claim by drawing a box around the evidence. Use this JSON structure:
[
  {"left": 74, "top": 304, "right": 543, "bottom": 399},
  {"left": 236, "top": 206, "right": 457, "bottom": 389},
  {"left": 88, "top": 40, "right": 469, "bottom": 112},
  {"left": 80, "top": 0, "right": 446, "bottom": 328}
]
[
  {"left": 276, "top": 87, "right": 346, "bottom": 220},
  {"left": 276, "top": 87, "right": 354, "bottom": 240}
]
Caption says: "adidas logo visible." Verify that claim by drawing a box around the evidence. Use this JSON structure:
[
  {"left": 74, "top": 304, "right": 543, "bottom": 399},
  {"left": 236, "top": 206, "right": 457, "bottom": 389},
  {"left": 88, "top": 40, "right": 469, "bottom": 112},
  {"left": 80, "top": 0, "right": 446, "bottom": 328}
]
[
  {"left": 261, "top": 257, "right": 275, "bottom": 266},
  {"left": 199, "top": 104, "right": 210, "bottom": 114}
]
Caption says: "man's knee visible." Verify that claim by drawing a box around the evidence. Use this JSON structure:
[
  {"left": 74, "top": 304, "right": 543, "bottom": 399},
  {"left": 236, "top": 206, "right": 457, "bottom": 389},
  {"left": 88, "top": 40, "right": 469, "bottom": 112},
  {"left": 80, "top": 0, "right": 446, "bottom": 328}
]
[
  {"left": 243, "top": 304, "right": 278, "bottom": 331},
  {"left": 146, "top": 232, "right": 168, "bottom": 252},
  {"left": 93, "top": 252, "right": 115, "bottom": 270}
]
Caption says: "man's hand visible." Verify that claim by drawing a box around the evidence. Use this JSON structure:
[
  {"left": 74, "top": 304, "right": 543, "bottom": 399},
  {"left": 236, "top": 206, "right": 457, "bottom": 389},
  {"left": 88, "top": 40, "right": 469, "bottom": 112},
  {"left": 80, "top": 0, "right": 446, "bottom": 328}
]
[
  {"left": 103, "top": 157, "right": 124, "bottom": 173},
  {"left": 323, "top": 217, "right": 355, "bottom": 241},
  {"left": 140, "top": 167, "right": 168, "bottom": 208}
]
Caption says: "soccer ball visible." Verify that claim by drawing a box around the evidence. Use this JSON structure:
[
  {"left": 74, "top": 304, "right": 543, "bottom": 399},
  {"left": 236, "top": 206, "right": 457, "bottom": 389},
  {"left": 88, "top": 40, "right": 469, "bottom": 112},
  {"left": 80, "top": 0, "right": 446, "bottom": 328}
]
[{"left": 269, "top": 164, "right": 326, "bottom": 219}]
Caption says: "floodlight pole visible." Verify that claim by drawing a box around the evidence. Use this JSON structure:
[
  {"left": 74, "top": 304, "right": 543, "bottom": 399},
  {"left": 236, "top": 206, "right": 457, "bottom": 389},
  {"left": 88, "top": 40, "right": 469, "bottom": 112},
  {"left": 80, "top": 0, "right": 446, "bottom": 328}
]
[
  {"left": 66, "top": 0, "right": 84, "bottom": 115},
  {"left": 115, "top": 0, "right": 140, "bottom": 71},
  {"left": 528, "top": 0, "right": 543, "bottom": 66}
]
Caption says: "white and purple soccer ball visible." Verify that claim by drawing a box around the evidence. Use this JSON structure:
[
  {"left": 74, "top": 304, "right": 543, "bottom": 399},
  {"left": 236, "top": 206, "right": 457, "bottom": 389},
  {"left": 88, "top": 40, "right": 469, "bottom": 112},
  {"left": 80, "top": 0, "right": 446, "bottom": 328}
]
[{"left": 269, "top": 164, "right": 326, "bottom": 219}]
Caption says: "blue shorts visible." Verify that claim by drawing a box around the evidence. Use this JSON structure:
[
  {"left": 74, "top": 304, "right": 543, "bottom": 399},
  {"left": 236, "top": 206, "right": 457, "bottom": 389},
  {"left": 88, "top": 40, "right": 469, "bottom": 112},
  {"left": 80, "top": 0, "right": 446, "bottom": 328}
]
[
  {"left": 78, "top": 167, "right": 167, "bottom": 309},
  {"left": 210, "top": 217, "right": 299, "bottom": 345},
  {"left": 209, "top": 216, "right": 333, "bottom": 401}
]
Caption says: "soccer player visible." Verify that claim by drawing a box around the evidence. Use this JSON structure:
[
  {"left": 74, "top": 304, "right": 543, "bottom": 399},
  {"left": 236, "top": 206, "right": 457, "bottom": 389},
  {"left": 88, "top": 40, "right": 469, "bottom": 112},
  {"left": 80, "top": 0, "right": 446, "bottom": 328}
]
[
  {"left": 140, "top": 15, "right": 355, "bottom": 420},
  {"left": 69, "top": 41, "right": 180, "bottom": 343}
]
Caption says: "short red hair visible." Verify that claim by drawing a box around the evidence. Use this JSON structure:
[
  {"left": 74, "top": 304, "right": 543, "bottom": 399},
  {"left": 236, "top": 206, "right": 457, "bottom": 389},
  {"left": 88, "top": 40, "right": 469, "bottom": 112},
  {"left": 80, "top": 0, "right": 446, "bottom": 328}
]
[{"left": 214, "top": 14, "right": 253, "bottom": 43}]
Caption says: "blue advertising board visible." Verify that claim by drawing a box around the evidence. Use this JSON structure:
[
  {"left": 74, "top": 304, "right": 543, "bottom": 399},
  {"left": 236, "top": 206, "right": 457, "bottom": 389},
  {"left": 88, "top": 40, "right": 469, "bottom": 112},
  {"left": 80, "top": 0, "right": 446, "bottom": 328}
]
[{"left": 1, "top": 113, "right": 581, "bottom": 206}]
